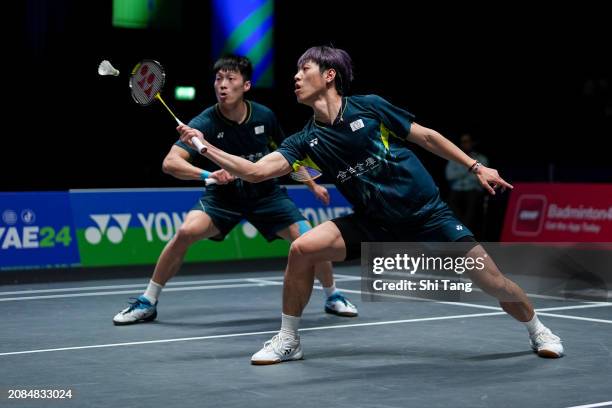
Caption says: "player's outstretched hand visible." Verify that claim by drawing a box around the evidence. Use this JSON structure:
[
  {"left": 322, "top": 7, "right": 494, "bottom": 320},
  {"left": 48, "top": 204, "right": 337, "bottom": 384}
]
[
  {"left": 210, "top": 169, "right": 236, "bottom": 184},
  {"left": 311, "top": 184, "right": 330, "bottom": 205},
  {"left": 475, "top": 165, "right": 513, "bottom": 195}
]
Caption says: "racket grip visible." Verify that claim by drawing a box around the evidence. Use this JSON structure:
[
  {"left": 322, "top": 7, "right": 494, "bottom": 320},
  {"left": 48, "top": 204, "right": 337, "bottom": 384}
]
[
  {"left": 204, "top": 178, "right": 217, "bottom": 186},
  {"left": 192, "top": 137, "right": 207, "bottom": 154}
]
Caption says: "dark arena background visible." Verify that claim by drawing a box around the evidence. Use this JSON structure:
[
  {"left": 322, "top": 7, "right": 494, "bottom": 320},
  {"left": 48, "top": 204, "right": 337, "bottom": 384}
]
[{"left": 2, "top": 1, "right": 611, "bottom": 407}]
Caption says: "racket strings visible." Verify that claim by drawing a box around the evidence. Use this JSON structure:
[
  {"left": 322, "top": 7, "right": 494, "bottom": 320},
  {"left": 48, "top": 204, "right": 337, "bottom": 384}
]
[
  {"left": 130, "top": 61, "right": 165, "bottom": 105},
  {"left": 290, "top": 166, "right": 322, "bottom": 182}
]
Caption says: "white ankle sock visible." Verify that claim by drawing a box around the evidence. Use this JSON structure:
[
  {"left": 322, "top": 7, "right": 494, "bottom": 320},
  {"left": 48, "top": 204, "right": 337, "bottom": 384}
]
[
  {"left": 279, "top": 313, "right": 301, "bottom": 340},
  {"left": 323, "top": 283, "right": 337, "bottom": 298},
  {"left": 524, "top": 313, "right": 546, "bottom": 335},
  {"left": 143, "top": 280, "right": 164, "bottom": 304}
]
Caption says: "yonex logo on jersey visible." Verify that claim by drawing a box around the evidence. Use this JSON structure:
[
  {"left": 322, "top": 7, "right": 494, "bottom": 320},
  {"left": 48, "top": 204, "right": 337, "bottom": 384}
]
[
  {"left": 456, "top": 225, "right": 464, "bottom": 231},
  {"left": 309, "top": 138, "right": 318, "bottom": 147},
  {"left": 350, "top": 119, "right": 365, "bottom": 132},
  {"left": 216, "top": 132, "right": 224, "bottom": 139},
  {"left": 254, "top": 125, "right": 265, "bottom": 134}
]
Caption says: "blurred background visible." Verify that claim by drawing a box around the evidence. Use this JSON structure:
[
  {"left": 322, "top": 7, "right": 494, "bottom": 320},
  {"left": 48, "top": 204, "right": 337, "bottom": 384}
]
[{"left": 9, "top": 0, "right": 612, "bottom": 243}]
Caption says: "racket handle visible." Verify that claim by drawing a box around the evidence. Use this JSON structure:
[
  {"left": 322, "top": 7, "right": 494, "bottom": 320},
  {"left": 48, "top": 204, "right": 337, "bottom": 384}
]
[
  {"left": 191, "top": 137, "right": 207, "bottom": 154},
  {"left": 204, "top": 178, "right": 217, "bottom": 186},
  {"left": 173, "top": 116, "right": 206, "bottom": 154}
]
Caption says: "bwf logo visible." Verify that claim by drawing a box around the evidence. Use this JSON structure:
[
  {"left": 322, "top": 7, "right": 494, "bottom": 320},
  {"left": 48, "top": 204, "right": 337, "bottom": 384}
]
[
  {"left": 85, "top": 214, "right": 131, "bottom": 244},
  {"left": 309, "top": 138, "right": 318, "bottom": 147},
  {"left": 512, "top": 195, "right": 547, "bottom": 236}
]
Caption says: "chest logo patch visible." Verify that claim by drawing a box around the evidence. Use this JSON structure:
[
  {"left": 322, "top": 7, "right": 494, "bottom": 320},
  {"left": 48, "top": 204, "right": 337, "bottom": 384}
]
[
  {"left": 254, "top": 125, "right": 265, "bottom": 134},
  {"left": 350, "top": 119, "right": 364, "bottom": 132},
  {"left": 216, "top": 132, "right": 224, "bottom": 139},
  {"left": 309, "top": 138, "right": 319, "bottom": 147}
]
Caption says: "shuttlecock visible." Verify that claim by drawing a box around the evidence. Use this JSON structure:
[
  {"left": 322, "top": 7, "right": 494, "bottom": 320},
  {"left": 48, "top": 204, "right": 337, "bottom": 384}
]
[{"left": 98, "top": 60, "right": 119, "bottom": 76}]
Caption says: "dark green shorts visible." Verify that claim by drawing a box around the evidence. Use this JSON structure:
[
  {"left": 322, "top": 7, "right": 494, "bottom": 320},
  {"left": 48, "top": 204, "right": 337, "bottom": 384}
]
[
  {"left": 193, "top": 187, "right": 306, "bottom": 242},
  {"left": 332, "top": 206, "right": 475, "bottom": 261}
]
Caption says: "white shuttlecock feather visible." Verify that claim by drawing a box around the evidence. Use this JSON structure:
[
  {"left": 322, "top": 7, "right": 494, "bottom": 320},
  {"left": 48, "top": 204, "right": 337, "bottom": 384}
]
[{"left": 98, "top": 60, "right": 119, "bottom": 76}]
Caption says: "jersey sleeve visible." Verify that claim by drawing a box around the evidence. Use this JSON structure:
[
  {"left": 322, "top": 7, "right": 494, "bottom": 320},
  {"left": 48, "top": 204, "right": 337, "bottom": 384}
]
[
  {"left": 276, "top": 133, "right": 308, "bottom": 171},
  {"left": 366, "top": 94, "right": 415, "bottom": 140}
]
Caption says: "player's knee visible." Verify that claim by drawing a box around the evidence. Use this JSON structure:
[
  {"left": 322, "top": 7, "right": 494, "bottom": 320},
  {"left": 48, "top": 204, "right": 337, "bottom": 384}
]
[
  {"left": 175, "top": 224, "right": 200, "bottom": 246},
  {"left": 289, "top": 236, "right": 315, "bottom": 259}
]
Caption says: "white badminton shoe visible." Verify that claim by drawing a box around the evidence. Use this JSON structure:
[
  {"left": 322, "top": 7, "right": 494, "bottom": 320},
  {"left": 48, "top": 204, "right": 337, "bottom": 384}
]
[
  {"left": 251, "top": 334, "right": 303, "bottom": 365},
  {"left": 530, "top": 327, "right": 564, "bottom": 358},
  {"left": 324, "top": 292, "right": 358, "bottom": 317},
  {"left": 113, "top": 296, "right": 157, "bottom": 325}
]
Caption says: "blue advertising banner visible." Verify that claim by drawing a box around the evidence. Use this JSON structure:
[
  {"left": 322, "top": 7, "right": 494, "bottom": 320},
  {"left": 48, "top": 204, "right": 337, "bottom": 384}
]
[
  {"left": 1, "top": 186, "right": 353, "bottom": 270},
  {"left": 284, "top": 185, "right": 352, "bottom": 225},
  {"left": 0, "top": 192, "right": 80, "bottom": 270}
]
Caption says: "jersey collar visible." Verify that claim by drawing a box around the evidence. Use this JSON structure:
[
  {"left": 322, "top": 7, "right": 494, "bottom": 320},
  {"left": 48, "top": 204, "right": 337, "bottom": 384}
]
[
  {"left": 215, "top": 100, "right": 252, "bottom": 126},
  {"left": 313, "top": 97, "right": 347, "bottom": 128}
]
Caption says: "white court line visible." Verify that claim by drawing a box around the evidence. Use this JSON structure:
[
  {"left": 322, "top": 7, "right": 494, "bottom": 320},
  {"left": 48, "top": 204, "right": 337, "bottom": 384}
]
[
  {"left": 0, "top": 275, "right": 360, "bottom": 297},
  {"left": 0, "top": 283, "right": 275, "bottom": 302},
  {"left": 536, "top": 303, "right": 612, "bottom": 312},
  {"left": 566, "top": 401, "right": 612, "bottom": 408},
  {"left": 0, "top": 276, "right": 286, "bottom": 296},
  {"left": 332, "top": 287, "right": 612, "bottom": 322},
  {"left": 538, "top": 312, "right": 612, "bottom": 325},
  {"left": 247, "top": 278, "right": 282, "bottom": 285},
  {"left": 335, "top": 286, "right": 506, "bottom": 311},
  {"left": 0, "top": 311, "right": 505, "bottom": 357},
  {"left": 0, "top": 277, "right": 359, "bottom": 302},
  {"left": 250, "top": 280, "right": 612, "bottom": 328}
]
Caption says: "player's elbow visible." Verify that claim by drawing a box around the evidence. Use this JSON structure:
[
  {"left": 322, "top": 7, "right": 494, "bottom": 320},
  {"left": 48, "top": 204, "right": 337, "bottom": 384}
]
[
  {"left": 162, "top": 156, "right": 176, "bottom": 175},
  {"left": 243, "top": 163, "right": 274, "bottom": 183},
  {"left": 243, "top": 169, "right": 267, "bottom": 183}
]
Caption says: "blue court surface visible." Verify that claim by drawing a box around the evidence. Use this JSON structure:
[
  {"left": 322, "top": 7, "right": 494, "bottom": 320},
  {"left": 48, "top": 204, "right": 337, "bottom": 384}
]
[{"left": 1, "top": 264, "right": 611, "bottom": 408}]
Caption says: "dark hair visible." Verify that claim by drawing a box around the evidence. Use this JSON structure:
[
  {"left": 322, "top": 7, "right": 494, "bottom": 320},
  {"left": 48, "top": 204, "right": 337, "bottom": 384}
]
[
  {"left": 297, "top": 46, "right": 354, "bottom": 95},
  {"left": 213, "top": 55, "right": 253, "bottom": 81}
]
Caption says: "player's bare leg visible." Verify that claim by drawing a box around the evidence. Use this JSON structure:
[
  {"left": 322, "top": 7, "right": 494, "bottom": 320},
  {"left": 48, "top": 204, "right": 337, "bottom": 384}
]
[
  {"left": 252, "top": 222, "right": 347, "bottom": 364},
  {"left": 467, "top": 245, "right": 564, "bottom": 357},
  {"left": 113, "top": 211, "right": 220, "bottom": 325},
  {"left": 277, "top": 221, "right": 357, "bottom": 317}
]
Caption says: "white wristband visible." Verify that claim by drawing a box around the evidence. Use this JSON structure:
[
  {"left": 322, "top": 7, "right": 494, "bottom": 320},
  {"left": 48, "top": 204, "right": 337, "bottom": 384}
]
[{"left": 470, "top": 162, "right": 482, "bottom": 174}]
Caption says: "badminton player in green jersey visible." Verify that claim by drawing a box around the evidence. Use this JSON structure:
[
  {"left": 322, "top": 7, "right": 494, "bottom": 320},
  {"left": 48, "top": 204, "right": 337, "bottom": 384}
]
[
  {"left": 179, "top": 47, "right": 563, "bottom": 364},
  {"left": 113, "top": 55, "right": 357, "bottom": 326}
]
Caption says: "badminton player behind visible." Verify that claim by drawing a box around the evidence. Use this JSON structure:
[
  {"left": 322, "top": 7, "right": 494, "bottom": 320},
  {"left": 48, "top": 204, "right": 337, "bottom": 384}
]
[
  {"left": 112, "top": 54, "right": 358, "bottom": 325},
  {"left": 178, "top": 46, "right": 564, "bottom": 365}
]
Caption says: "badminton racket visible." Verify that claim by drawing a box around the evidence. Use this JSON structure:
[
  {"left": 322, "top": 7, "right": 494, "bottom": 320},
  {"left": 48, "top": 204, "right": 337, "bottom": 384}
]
[
  {"left": 129, "top": 59, "right": 207, "bottom": 154},
  {"left": 290, "top": 165, "right": 322, "bottom": 182}
]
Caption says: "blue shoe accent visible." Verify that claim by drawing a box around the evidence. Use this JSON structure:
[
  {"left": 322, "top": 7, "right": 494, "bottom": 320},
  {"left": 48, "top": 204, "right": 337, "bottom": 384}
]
[
  {"left": 126, "top": 295, "right": 155, "bottom": 311},
  {"left": 326, "top": 292, "right": 347, "bottom": 304},
  {"left": 113, "top": 295, "right": 158, "bottom": 325},
  {"left": 325, "top": 292, "right": 358, "bottom": 317}
]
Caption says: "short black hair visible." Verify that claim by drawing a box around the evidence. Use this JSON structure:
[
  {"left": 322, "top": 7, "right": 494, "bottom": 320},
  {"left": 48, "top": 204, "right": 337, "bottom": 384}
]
[
  {"left": 213, "top": 55, "right": 253, "bottom": 81},
  {"left": 297, "top": 46, "right": 354, "bottom": 95}
]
